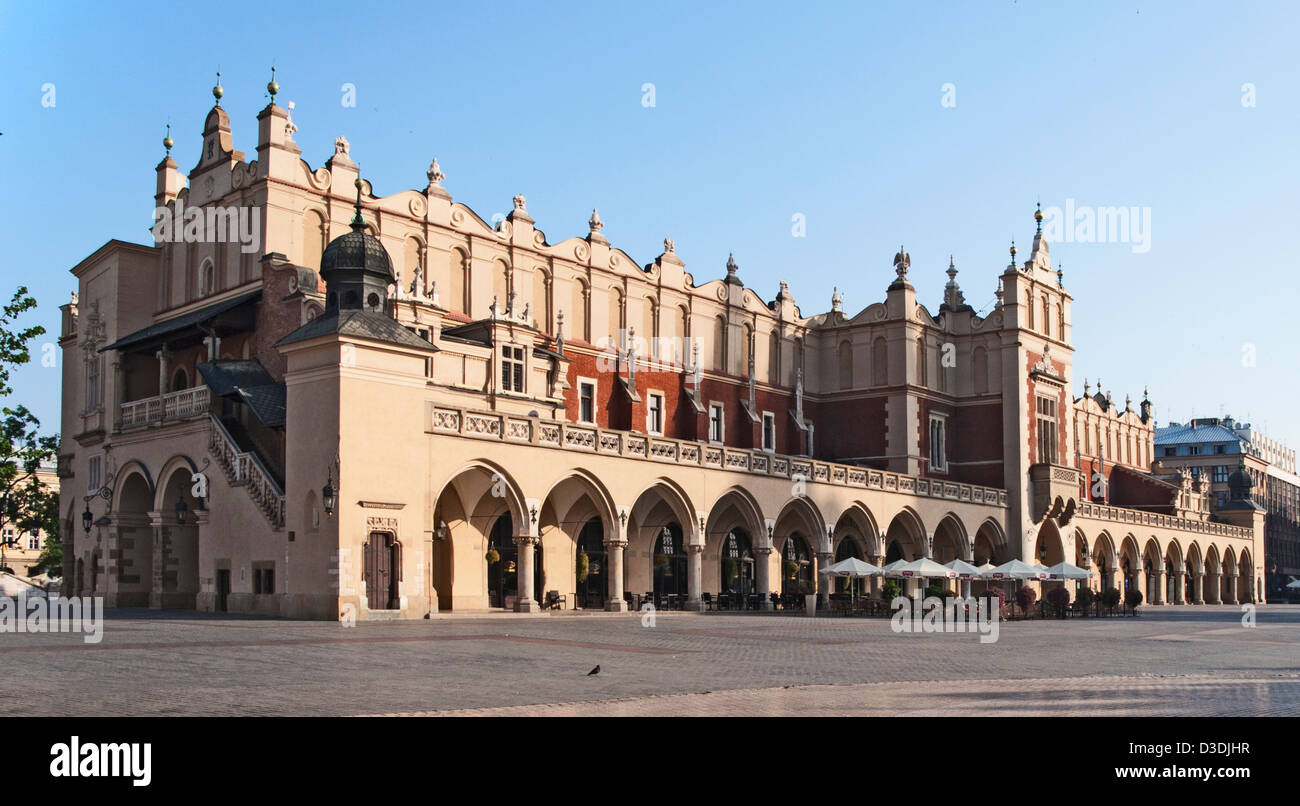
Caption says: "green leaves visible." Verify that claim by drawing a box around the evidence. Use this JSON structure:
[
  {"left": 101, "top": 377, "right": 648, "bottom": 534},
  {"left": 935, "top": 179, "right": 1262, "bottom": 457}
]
[{"left": 0, "top": 286, "right": 44, "bottom": 398}]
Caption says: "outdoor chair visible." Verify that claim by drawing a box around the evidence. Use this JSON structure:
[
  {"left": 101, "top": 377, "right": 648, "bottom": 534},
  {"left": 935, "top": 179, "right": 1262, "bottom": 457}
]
[
  {"left": 702, "top": 592, "right": 714, "bottom": 611},
  {"left": 542, "top": 590, "right": 566, "bottom": 610}
]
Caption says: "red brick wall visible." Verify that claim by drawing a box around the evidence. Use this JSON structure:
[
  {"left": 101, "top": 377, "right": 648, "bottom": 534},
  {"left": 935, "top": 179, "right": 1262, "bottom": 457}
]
[
  {"left": 950, "top": 402, "right": 1003, "bottom": 487},
  {"left": 1025, "top": 350, "right": 1068, "bottom": 466},
  {"left": 811, "top": 396, "right": 887, "bottom": 464}
]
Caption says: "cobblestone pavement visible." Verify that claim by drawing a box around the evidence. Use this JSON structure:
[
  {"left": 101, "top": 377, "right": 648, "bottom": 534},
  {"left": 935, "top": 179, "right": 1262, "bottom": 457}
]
[{"left": 2, "top": 605, "right": 1296, "bottom": 716}]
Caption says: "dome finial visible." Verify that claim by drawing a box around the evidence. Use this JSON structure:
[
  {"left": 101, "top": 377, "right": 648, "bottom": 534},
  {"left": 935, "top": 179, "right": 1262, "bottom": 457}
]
[
  {"left": 351, "top": 178, "right": 365, "bottom": 231},
  {"left": 1009, "top": 240, "right": 1017, "bottom": 260},
  {"left": 267, "top": 66, "right": 279, "bottom": 103},
  {"left": 1035, "top": 201, "right": 1043, "bottom": 232},
  {"left": 162, "top": 122, "right": 174, "bottom": 156},
  {"left": 213, "top": 70, "right": 224, "bottom": 105}
]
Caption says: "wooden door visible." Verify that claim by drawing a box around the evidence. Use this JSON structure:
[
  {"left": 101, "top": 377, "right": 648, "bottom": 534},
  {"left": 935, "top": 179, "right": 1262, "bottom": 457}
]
[{"left": 365, "top": 533, "right": 393, "bottom": 609}]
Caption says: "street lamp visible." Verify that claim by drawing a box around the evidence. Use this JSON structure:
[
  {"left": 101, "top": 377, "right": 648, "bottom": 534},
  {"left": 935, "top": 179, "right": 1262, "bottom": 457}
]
[
  {"left": 82, "top": 503, "right": 93, "bottom": 534},
  {"left": 175, "top": 495, "right": 188, "bottom": 525}
]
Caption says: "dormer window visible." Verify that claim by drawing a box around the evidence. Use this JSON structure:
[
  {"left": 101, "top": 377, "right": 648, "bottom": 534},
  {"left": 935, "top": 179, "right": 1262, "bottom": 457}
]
[{"left": 501, "top": 345, "right": 525, "bottom": 393}]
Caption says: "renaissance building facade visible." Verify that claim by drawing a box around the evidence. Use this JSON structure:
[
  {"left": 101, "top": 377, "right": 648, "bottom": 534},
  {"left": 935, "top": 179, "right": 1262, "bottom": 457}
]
[{"left": 56, "top": 80, "right": 1264, "bottom": 619}]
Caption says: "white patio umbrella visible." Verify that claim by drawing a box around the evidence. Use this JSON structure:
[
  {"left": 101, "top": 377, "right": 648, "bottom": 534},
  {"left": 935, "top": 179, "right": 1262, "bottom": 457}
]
[
  {"left": 987, "top": 559, "right": 1048, "bottom": 616},
  {"left": 1044, "top": 561, "right": 1093, "bottom": 580},
  {"left": 818, "top": 557, "right": 883, "bottom": 604},
  {"left": 945, "top": 558, "right": 984, "bottom": 597},
  {"left": 1285, "top": 578, "right": 1300, "bottom": 589},
  {"left": 890, "top": 558, "right": 957, "bottom": 598},
  {"left": 0, "top": 572, "right": 44, "bottom": 598}
]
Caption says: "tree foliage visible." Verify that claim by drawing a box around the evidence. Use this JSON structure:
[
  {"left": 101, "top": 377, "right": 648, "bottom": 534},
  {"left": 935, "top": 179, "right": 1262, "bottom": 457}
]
[{"left": 0, "top": 287, "right": 59, "bottom": 575}]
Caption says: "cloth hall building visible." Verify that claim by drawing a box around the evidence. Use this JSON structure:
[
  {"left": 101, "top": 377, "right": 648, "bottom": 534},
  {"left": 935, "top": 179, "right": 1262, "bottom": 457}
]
[{"left": 56, "top": 82, "right": 1264, "bottom": 619}]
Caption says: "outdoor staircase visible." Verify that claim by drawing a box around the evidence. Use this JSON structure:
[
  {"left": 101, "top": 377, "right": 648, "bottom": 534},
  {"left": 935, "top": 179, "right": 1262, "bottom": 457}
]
[{"left": 207, "top": 415, "right": 286, "bottom": 529}]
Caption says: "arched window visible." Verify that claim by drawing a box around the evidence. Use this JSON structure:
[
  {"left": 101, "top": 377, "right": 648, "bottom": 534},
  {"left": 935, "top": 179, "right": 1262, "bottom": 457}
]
[
  {"left": 403, "top": 237, "right": 423, "bottom": 296},
  {"left": 838, "top": 340, "right": 853, "bottom": 390},
  {"left": 570, "top": 278, "right": 588, "bottom": 341},
  {"left": 1042, "top": 296, "right": 1051, "bottom": 338},
  {"left": 741, "top": 324, "right": 753, "bottom": 375},
  {"left": 872, "top": 337, "right": 888, "bottom": 386},
  {"left": 609, "top": 288, "right": 624, "bottom": 342},
  {"left": 532, "top": 268, "right": 550, "bottom": 331},
  {"left": 448, "top": 248, "right": 469, "bottom": 314},
  {"left": 171, "top": 367, "right": 188, "bottom": 392},
  {"left": 643, "top": 296, "right": 657, "bottom": 358},
  {"left": 1027, "top": 290, "right": 1035, "bottom": 330},
  {"left": 302, "top": 210, "right": 327, "bottom": 269},
  {"left": 492, "top": 260, "right": 510, "bottom": 313},
  {"left": 973, "top": 346, "right": 988, "bottom": 395},
  {"left": 714, "top": 316, "right": 726, "bottom": 371},
  {"left": 1056, "top": 303, "right": 1064, "bottom": 340},
  {"left": 768, "top": 330, "right": 780, "bottom": 384},
  {"left": 916, "top": 337, "right": 927, "bottom": 387}
]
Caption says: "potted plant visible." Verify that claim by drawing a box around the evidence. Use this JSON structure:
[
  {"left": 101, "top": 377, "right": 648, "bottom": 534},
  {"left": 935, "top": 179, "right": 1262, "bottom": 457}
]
[
  {"left": 485, "top": 548, "right": 500, "bottom": 564},
  {"left": 576, "top": 550, "right": 589, "bottom": 584},
  {"left": 924, "top": 582, "right": 945, "bottom": 599},
  {"left": 1046, "top": 586, "right": 1070, "bottom": 618},
  {"left": 983, "top": 584, "right": 1007, "bottom": 616},
  {"left": 882, "top": 579, "right": 902, "bottom": 601},
  {"left": 1124, "top": 588, "right": 1143, "bottom": 614},
  {"left": 1075, "top": 587, "right": 1095, "bottom": 616},
  {"left": 1014, "top": 585, "right": 1037, "bottom": 618},
  {"left": 1102, "top": 587, "right": 1121, "bottom": 614},
  {"left": 784, "top": 560, "right": 800, "bottom": 580}
]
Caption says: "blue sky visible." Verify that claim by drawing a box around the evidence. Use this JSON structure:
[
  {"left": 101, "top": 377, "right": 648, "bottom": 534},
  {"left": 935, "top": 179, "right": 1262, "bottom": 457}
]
[{"left": 2, "top": 0, "right": 1297, "bottom": 447}]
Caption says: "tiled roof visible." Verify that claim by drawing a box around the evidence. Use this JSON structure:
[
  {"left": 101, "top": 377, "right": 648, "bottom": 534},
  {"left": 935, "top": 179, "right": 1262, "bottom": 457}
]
[
  {"left": 196, "top": 359, "right": 275, "bottom": 396},
  {"left": 275, "top": 309, "right": 438, "bottom": 351},
  {"left": 102, "top": 290, "right": 261, "bottom": 352},
  {"left": 237, "top": 383, "right": 286, "bottom": 428},
  {"left": 1154, "top": 423, "right": 1242, "bottom": 446}
]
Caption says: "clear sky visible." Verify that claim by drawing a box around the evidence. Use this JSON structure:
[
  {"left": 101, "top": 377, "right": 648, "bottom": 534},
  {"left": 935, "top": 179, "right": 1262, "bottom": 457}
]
[{"left": 2, "top": 0, "right": 1297, "bottom": 447}]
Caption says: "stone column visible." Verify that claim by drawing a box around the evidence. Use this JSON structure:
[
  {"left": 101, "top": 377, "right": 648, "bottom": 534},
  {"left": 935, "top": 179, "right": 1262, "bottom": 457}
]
[
  {"left": 1224, "top": 573, "right": 1237, "bottom": 605},
  {"left": 1150, "top": 569, "right": 1163, "bottom": 604},
  {"left": 148, "top": 513, "right": 165, "bottom": 609},
  {"left": 816, "top": 551, "right": 833, "bottom": 603},
  {"left": 870, "top": 555, "right": 883, "bottom": 596},
  {"left": 755, "top": 546, "right": 773, "bottom": 609},
  {"left": 605, "top": 539, "right": 627, "bottom": 611},
  {"left": 514, "top": 534, "right": 539, "bottom": 612},
  {"left": 686, "top": 544, "right": 704, "bottom": 611},
  {"left": 1193, "top": 572, "right": 1204, "bottom": 605},
  {"left": 156, "top": 347, "right": 171, "bottom": 395},
  {"left": 604, "top": 506, "right": 629, "bottom": 612},
  {"left": 1206, "top": 571, "right": 1220, "bottom": 604}
]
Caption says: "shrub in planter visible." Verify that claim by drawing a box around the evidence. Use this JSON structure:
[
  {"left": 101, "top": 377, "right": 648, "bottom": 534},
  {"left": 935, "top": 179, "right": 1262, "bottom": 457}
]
[
  {"left": 1125, "top": 589, "right": 1143, "bottom": 610},
  {"left": 485, "top": 548, "right": 501, "bottom": 564},
  {"left": 576, "top": 551, "right": 589, "bottom": 584},
  {"left": 799, "top": 578, "right": 817, "bottom": 595},
  {"left": 1102, "top": 587, "right": 1121, "bottom": 610},
  {"left": 882, "top": 579, "right": 902, "bottom": 601},
  {"left": 983, "top": 585, "right": 1007, "bottom": 610},
  {"left": 1046, "top": 586, "right": 1070, "bottom": 616},
  {"left": 1014, "top": 585, "right": 1037, "bottom": 614},
  {"left": 924, "top": 583, "right": 945, "bottom": 599},
  {"left": 784, "top": 560, "right": 800, "bottom": 580},
  {"left": 1075, "top": 587, "right": 1095, "bottom": 612}
]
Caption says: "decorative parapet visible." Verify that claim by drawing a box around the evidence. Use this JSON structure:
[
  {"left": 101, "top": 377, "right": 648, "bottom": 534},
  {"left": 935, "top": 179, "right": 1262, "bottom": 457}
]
[
  {"left": 120, "top": 387, "right": 211, "bottom": 430},
  {"left": 1075, "top": 501, "right": 1251, "bottom": 540},
  {"left": 1029, "top": 463, "right": 1080, "bottom": 524},
  {"left": 427, "top": 405, "right": 1008, "bottom": 508}
]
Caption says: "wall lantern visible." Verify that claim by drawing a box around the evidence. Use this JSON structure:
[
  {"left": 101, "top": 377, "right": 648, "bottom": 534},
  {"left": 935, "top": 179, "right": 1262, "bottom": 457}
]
[
  {"left": 175, "top": 495, "right": 189, "bottom": 525},
  {"left": 435, "top": 519, "right": 449, "bottom": 541},
  {"left": 82, "top": 502, "right": 94, "bottom": 534},
  {"left": 322, "top": 468, "right": 337, "bottom": 518}
]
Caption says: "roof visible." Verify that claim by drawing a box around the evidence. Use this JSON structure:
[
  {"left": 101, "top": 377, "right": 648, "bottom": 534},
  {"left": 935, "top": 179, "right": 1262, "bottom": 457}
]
[
  {"left": 195, "top": 360, "right": 285, "bottom": 428},
  {"left": 101, "top": 290, "right": 261, "bottom": 353},
  {"left": 1154, "top": 422, "right": 1243, "bottom": 447},
  {"left": 275, "top": 308, "right": 438, "bottom": 351},
  {"left": 196, "top": 359, "right": 275, "bottom": 396},
  {"left": 237, "top": 383, "right": 286, "bottom": 428}
]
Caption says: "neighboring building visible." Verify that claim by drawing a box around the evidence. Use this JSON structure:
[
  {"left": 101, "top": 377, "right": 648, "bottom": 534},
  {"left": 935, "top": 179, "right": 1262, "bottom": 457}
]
[
  {"left": 1154, "top": 417, "right": 1300, "bottom": 600},
  {"left": 55, "top": 78, "right": 1265, "bottom": 618},
  {"left": 0, "top": 459, "right": 59, "bottom": 577}
]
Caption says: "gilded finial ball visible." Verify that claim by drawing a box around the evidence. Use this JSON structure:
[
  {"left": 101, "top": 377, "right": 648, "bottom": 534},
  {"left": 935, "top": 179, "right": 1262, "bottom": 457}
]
[
  {"left": 163, "top": 134, "right": 174, "bottom": 151},
  {"left": 354, "top": 178, "right": 363, "bottom": 189},
  {"left": 267, "top": 80, "right": 279, "bottom": 97},
  {"left": 1009, "top": 241, "right": 1017, "bottom": 257},
  {"left": 1034, "top": 206, "right": 1043, "bottom": 223}
]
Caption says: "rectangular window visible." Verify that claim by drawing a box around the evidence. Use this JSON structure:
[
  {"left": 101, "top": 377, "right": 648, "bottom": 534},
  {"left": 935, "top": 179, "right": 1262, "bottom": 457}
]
[
  {"left": 87, "top": 455, "right": 102, "bottom": 494},
  {"left": 1189, "top": 445, "right": 1201, "bottom": 456},
  {"left": 709, "top": 403, "right": 725, "bottom": 443},
  {"left": 1163, "top": 447, "right": 1176, "bottom": 457},
  {"left": 28, "top": 534, "right": 40, "bottom": 550},
  {"left": 1214, "top": 445, "right": 1225, "bottom": 454},
  {"left": 1035, "top": 395, "right": 1058, "bottom": 465},
  {"left": 762, "top": 412, "right": 776, "bottom": 453},
  {"left": 501, "top": 345, "right": 524, "bottom": 393},
  {"left": 578, "top": 379, "right": 596, "bottom": 424},
  {"left": 86, "top": 357, "right": 100, "bottom": 411},
  {"left": 647, "top": 392, "right": 664, "bottom": 434},
  {"left": 929, "top": 415, "right": 948, "bottom": 472},
  {"left": 1213, "top": 465, "right": 1230, "bottom": 483}
]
